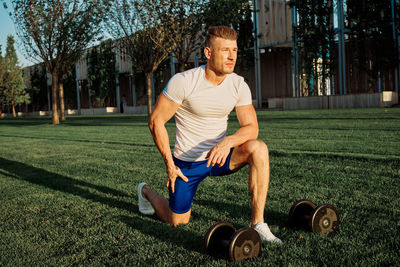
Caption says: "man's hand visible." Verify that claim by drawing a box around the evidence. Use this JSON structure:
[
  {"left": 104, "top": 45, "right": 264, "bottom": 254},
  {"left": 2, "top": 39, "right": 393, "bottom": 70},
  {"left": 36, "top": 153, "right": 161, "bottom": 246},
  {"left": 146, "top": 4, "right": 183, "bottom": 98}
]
[
  {"left": 206, "top": 138, "right": 232, "bottom": 168},
  {"left": 166, "top": 165, "right": 189, "bottom": 193}
]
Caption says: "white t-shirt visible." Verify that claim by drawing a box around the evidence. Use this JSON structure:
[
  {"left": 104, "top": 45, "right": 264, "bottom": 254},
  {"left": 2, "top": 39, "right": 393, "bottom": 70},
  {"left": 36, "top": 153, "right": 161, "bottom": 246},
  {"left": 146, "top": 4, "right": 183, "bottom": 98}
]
[{"left": 163, "top": 65, "right": 252, "bottom": 162}]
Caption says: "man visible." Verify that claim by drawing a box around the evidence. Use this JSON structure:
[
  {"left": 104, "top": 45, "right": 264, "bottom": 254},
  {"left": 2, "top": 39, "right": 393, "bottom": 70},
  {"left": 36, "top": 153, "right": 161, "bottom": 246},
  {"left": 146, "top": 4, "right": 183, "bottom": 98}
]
[{"left": 138, "top": 26, "right": 281, "bottom": 243}]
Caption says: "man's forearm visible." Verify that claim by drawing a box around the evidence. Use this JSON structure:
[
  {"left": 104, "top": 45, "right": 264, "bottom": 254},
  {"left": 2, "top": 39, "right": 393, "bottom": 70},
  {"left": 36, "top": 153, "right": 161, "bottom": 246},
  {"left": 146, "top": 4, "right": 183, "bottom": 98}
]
[
  {"left": 224, "top": 124, "right": 259, "bottom": 148},
  {"left": 149, "top": 121, "right": 175, "bottom": 168}
]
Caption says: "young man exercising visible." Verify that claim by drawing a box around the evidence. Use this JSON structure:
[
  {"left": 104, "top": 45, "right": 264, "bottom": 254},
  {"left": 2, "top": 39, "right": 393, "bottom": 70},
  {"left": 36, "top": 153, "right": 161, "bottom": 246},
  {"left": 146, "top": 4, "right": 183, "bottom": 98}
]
[{"left": 138, "top": 26, "right": 281, "bottom": 243}]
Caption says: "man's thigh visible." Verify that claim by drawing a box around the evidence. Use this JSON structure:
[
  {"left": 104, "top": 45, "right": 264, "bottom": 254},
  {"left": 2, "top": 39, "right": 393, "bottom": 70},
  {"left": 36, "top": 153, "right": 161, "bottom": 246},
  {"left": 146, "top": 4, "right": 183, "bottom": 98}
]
[
  {"left": 169, "top": 157, "right": 209, "bottom": 214},
  {"left": 229, "top": 140, "right": 267, "bottom": 171}
]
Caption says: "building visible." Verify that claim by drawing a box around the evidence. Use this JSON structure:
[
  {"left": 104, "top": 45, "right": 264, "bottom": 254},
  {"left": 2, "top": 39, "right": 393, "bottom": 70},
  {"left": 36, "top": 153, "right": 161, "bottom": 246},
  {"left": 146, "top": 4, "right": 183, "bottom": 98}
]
[{"left": 18, "top": 0, "right": 399, "bottom": 117}]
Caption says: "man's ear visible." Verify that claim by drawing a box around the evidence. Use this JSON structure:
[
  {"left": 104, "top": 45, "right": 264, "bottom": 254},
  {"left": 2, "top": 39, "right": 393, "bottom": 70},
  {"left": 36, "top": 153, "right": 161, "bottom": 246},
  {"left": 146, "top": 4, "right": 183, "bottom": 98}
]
[{"left": 204, "top": 47, "right": 211, "bottom": 60}]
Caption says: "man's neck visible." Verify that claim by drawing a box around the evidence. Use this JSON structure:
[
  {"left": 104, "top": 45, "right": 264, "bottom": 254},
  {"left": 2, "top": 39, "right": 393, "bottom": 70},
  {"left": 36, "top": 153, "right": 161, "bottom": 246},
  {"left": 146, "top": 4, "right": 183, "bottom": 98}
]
[{"left": 205, "top": 64, "right": 226, "bottom": 86}]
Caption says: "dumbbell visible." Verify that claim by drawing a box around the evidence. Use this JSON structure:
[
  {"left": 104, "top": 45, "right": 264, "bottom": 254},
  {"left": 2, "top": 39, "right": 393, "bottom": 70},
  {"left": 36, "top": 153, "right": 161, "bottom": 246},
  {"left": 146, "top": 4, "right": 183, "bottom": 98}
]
[
  {"left": 288, "top": 199, "right": 339, "bottom": 233},
  {"left": 204, "top": 221, "right": 261, "bottom": 262}
]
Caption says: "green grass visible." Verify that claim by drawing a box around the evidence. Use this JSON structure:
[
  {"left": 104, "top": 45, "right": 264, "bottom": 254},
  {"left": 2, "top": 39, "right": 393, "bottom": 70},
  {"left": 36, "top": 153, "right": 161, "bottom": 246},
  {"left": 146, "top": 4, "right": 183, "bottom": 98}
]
[{"left": 0, "top": 108, "right": 399, "bottom": 266}]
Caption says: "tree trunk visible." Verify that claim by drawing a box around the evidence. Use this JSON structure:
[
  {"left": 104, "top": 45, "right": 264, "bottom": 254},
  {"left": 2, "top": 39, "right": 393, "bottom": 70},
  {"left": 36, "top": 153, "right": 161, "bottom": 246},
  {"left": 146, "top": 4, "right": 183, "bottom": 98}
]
[
  {"left": 12, "top": 100, "right": 16, "bottom": 117},
  {"left": 322, "top": 56, "right": 327, "bottom": 96},
  {"left": 51, "top": 72, "right": 60, "bottom": 125},
  {"left": 59, "top": 80, "right": 66, "bottom": 121},
  {"left": 313, "top": 59, "right": 318, "bottom": 96},
  {"left": 178, "top": 62, "right": 185, "bottom": 73},
  {"left": 178, "top": 41, "right": 185, "bottom": 73},
  {"left": 145, "top": 72, "right": 152, "bottom": 115}
]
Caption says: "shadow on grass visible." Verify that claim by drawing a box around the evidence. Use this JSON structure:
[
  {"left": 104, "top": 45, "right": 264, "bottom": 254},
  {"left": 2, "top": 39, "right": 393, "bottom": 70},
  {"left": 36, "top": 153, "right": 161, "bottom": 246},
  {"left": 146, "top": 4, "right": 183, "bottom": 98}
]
[
  {"left": 0, "top": 134, "right": 155, "bottom": 148},
  {"left": 0, "top": 114, "right": 151, "bottom": 127},
  {"left": 118, "top": 215, "right": 204, "bottom": 254},
  {"left": 195, "top": 199, "right": 287, "bottom": 227},
  {"left": 0, "top": 157, "right": 135, "bottom": 212},
  {"left": 0, "top": 116, "right": 52, "bottom": 126},
  {"left": 0, "top": 157, "right": 204, "bottom": 252}
]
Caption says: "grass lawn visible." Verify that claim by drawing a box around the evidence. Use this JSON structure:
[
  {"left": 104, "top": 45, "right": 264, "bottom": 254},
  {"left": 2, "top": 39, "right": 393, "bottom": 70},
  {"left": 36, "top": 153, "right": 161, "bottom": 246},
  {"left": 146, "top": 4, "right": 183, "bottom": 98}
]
[{"left": 0, "top": 108, "right": 399, "bottom": 266}]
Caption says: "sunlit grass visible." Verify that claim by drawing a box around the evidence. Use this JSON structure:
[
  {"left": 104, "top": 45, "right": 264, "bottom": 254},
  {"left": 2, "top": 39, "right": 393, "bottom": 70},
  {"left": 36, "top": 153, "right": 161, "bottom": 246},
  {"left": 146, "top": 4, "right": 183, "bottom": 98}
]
[{"left": 0, "top": 109, "right": 399, "bottom": 265}]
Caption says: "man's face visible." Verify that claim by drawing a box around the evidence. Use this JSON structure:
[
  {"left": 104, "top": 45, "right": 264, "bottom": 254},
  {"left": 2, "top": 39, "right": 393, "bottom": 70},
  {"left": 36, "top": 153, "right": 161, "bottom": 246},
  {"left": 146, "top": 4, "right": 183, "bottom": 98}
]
[{"left": 205, "top": 37, "right": 238, "bottom": 75}]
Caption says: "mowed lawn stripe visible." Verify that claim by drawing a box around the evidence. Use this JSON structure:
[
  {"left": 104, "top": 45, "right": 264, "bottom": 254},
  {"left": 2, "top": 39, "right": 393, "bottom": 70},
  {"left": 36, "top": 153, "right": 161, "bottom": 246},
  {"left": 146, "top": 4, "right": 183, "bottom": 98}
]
[{"left": 0, "top": 108, "right": 399, "bottom": 266}]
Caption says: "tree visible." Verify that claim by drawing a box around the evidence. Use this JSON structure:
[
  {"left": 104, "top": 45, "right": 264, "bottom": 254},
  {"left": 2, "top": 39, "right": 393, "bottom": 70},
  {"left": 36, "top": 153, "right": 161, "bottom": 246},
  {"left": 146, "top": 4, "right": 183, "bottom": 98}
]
[
  {"left": 289, "top": 0, "right": 335, "bottom": 96},
  {"left": 0, "top": 35, "right": 29, "bottom": 117},
  {"left": 105, "top": 0, "right": 177, "bottom": 115},
  {"left": 6, "top": 0, "right": 103, "bottom": 124},
  {"left": 61, "top": 64, "right": 77, "bottom": 110},
  {"left": 0, "top": 44, "right": 5, "bottom": 116},
  {"left": 30, "top": 63, "right": 49, "bottom": 111},
  {"left": 168, "top": 0, "right": 206, "bottom": 73},
  {"left": 87, "top": 39, "right": 117, "bottom": 107},
  {"left": 202, "top": 0, "right": 254, "bottom": 68},
  {"left": 347, "top": 0, "right": 397, "bottom": 91}
]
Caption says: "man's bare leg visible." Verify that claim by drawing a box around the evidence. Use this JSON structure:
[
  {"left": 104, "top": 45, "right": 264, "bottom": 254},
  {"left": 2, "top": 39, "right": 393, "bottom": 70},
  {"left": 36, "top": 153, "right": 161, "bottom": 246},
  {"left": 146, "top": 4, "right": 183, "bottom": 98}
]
[
  {"left": 230, "top": 139, "right": 282, "bottom": 243},
  {"left": 140, "top": 184, "right": 191, "bottom": 227}
]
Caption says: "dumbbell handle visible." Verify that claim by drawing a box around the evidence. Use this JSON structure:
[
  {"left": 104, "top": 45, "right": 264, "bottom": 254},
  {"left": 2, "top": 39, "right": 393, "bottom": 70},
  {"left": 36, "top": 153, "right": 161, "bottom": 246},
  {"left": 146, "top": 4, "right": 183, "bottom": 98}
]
[
  {"left": 219, "top": 239, "right": 230, "bottom": 248},
  {"left": 304, "top": 214, "right": 312, "bottom": 220}
]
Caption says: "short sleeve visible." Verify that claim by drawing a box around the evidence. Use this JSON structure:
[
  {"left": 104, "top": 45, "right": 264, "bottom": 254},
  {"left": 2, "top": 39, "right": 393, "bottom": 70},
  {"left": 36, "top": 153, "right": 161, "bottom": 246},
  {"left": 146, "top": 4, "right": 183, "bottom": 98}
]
[
  {"left": 163, "top": 74, "right": 185, "bottom": 104},
  {"left": 236, "top": 78, "right": 252, "bottom": 106}
]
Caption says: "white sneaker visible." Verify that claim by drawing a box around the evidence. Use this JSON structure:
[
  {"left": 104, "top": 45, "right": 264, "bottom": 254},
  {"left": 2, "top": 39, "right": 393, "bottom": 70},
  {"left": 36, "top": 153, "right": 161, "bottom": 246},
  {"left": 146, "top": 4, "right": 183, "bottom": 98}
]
[
  {"left": 252, "top": 222, "right": 282, "bottom": 244},
  {"left": 138, "top": 182, "right": 155, "bottom": 215}
]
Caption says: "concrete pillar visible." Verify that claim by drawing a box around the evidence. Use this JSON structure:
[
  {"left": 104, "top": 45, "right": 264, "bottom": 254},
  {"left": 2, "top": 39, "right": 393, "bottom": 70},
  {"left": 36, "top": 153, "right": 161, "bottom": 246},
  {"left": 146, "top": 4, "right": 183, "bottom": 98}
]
[
  {"left": 170, "top": 52, "right": 175, "bottom": 76},
  {"left": 338, "top": 0, "right": 347, "bottom": 95},
  {"left": 291, "top": 5, "right": 300, "bottom": 97},
  {"left": 253, "top": 0, "right": 262, "bottom": 108},
  {"left": 115, "top": 47, "right": 120, "bottom": 112},
  {"left": 75, "top": 64, "right": 81, "bottom": 115}
]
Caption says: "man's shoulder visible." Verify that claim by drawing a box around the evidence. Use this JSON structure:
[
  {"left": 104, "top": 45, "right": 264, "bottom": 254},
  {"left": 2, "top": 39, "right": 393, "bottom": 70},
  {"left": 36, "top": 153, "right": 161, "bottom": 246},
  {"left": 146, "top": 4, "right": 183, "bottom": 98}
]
[
  {"left": 172, "top": 66, "right": 205, "bottom": 81},
  {"left": 164, "top": 66, "right": 205, "bottom": 101},
  {"left": 168, "top": 66, "right": 205, "bottom": 90},
  {"left": 227, "top": 71, "right": 244, "bottom": 81},
  {"left": 225, "top": 71, "right": 247, "bottom": 88}
]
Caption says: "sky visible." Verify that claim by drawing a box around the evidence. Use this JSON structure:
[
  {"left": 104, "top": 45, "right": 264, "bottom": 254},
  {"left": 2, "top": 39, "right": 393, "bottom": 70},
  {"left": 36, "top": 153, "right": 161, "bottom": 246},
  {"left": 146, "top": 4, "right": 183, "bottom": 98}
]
[{"left": 0, "top": 0, "right": 34, "bottom": 67}]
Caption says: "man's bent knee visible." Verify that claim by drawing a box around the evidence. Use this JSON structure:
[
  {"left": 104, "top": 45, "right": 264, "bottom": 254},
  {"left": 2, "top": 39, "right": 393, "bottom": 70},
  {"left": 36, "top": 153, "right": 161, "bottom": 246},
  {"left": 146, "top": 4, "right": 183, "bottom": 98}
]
[
  {"left": 230, "top": 140, "right": 269, "bottom": 171},
  {"left": 243, "top": 140, "right": 269, "bottom": 157},
  {"left": 169, "top": 210, "right": 191, "bottom": 227}
]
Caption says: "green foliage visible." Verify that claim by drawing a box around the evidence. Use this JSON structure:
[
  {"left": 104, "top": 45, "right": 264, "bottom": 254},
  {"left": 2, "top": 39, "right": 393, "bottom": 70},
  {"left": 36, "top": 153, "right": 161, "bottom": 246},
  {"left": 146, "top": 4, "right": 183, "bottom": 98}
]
[
  {"left": 202, "top": 0, "right": 254, "bottom": 67},
  {"left": 202, "top": 0, "right": 254, "bottom": 48},
  {"left": 290, "top": 0, "right": 335, "bottom": 96},
  {"left": 9, "top": 0, "right": 104, "bottom": 71},
  {"left": 62, "top": 65, "right": 77, "bottom": 109},
  {"left": 30, "top": 63, "right": 49, "bottom": 111},
  {"left": 87, "top": 39, "right": 116, "bottom": 107},
  {"left": 30, "top": 64, "right": 47, "bottom": 95},
  {"left": 167, "top": 0, "right": 206, "bottom": 72},
  {"left": 8, "top": 0, "right": 106, "bottom": 123},
  {"left": 0, "top": 109, "right": 399, "bottom": 265},
  {"left": 347, "top": 0, "right": 398, "bottom": 84},
  {"left": 0, "top": 45, "right": 4, "bottom": 114},
  {"left": 0, "top": 44, "right": 4, "bottom": 90},
  {"left": 129, "top": 0, "right": 177, "bottom": 73},
  {"left": 291, "top": 0, "right": 398, "bottom": 94},
  {"left": 105, "top": 0, "right": 177, "bottom": 73},
  {"left": 0, "top": 35, "right": 30, "bottom": 116},
  {"left": 5, "top": 36, "right": 18, "bottom": 65},
  {"left": 105, "top": 0, "right": 180, "bottom": 114},
  {"left": 104, "top": 0, "right": 257, "bottom": 113}
]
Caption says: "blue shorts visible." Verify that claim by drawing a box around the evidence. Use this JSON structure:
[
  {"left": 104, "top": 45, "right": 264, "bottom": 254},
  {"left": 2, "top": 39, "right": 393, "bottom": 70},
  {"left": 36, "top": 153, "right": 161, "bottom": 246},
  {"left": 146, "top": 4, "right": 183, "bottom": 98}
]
[{"left": 169, "top": 148, "right": 235, "bottom": 214}]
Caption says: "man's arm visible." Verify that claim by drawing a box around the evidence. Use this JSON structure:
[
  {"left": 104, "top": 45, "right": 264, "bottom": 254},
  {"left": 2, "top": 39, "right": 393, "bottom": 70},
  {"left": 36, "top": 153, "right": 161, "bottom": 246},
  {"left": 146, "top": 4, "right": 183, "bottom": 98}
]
[
  {"left": 148, "top": 94, "right": 188, "bottom": 193},
  {"left": 206, "top": 104, "right": 258, "bottom": 167}
]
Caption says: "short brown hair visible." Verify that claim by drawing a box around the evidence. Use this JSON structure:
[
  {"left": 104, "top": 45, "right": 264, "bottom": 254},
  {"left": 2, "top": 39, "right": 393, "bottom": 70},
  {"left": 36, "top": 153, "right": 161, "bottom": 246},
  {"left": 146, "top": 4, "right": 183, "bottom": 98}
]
[{"left": 206, "top": 26, "right": 238, "bottom": 47}]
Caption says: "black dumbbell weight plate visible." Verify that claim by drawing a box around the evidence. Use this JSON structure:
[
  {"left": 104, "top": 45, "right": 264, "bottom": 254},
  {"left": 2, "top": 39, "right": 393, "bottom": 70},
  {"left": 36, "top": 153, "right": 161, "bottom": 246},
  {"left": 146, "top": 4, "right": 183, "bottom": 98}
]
[
  {"left": 229, "top": 227, "right": 261, "bottom": 262},
  {"left": 311, "top": 204, "right": 339, "bottom": 233},
  {"left": 204, "top": 221, "right": 236, "bottom": 257},
  {"left": 288, "top": 199, "right": 316, "bottom": 229}
]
